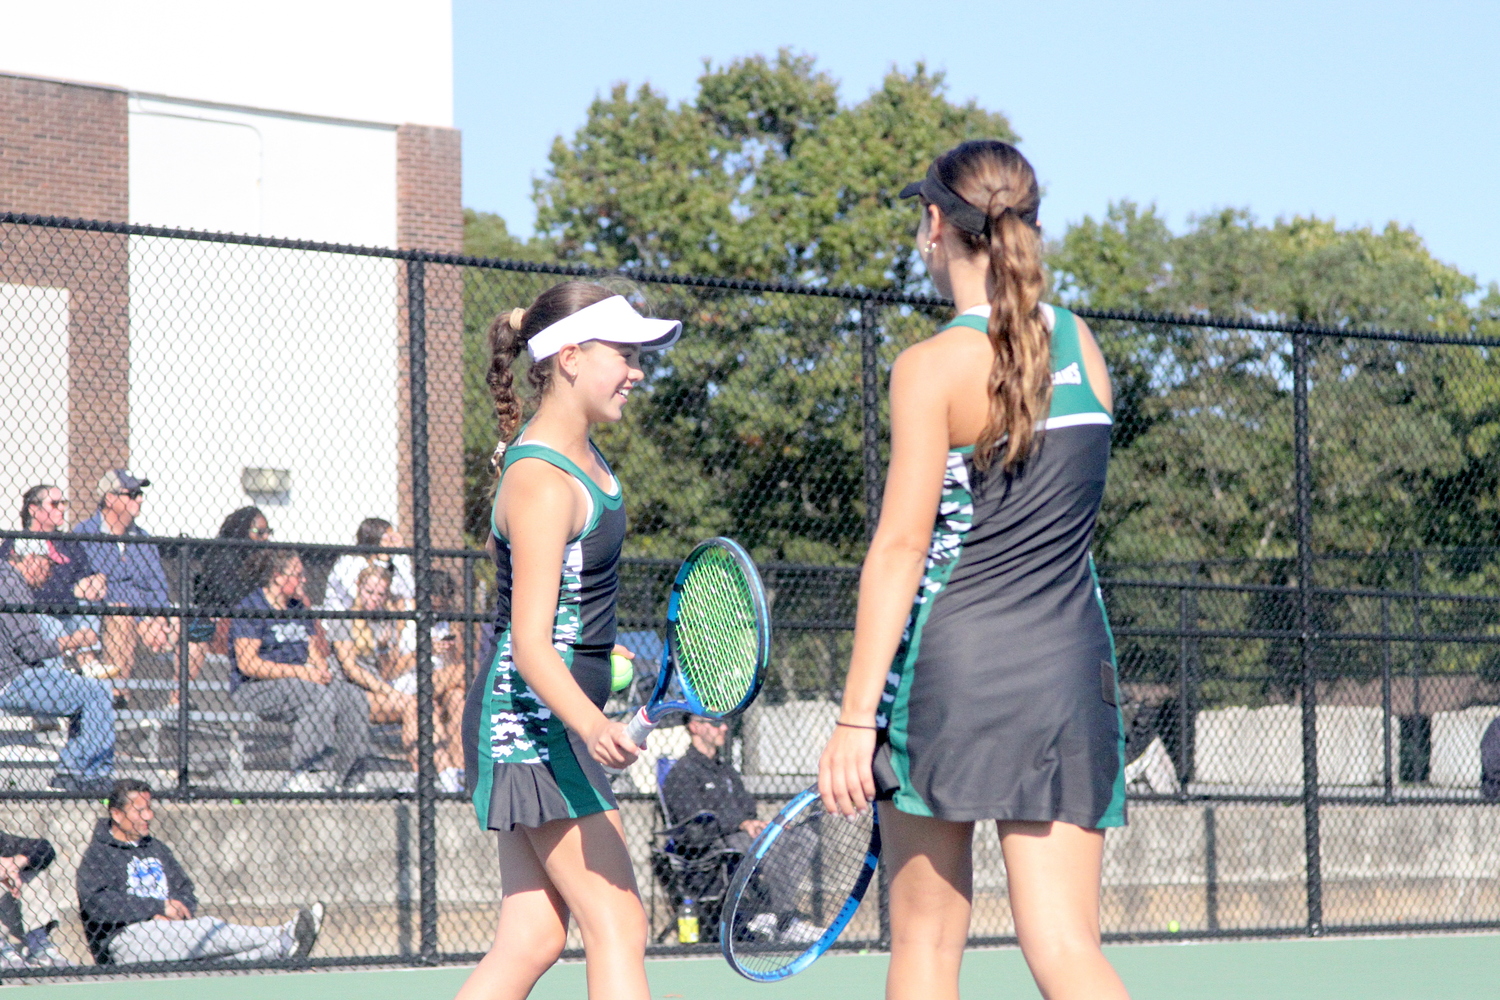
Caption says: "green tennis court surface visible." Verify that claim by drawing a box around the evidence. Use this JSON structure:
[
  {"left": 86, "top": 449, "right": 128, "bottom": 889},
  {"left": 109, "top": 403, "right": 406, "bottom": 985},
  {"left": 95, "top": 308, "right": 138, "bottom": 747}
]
[{"left": 12, "top": 934, "right": 1496, "bottom": 998}]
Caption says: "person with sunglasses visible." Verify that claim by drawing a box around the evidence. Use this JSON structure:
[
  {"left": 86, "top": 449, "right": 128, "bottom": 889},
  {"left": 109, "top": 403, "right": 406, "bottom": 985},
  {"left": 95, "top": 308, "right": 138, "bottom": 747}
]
[
  {"left": 73, "top": 471, "right": 176, "bottom": 689},
  {"left": 2, "top": 485, "right": 107, "bottom": 675},
  {"left": 660, "top": 716, "right": 822, "bottom": 945}
]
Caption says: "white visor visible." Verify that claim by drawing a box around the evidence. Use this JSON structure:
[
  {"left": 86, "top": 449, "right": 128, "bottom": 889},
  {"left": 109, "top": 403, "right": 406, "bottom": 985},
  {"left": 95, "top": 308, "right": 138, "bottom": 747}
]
[{"left": 526, "top": 295, "right": 682, "bottom": 362}]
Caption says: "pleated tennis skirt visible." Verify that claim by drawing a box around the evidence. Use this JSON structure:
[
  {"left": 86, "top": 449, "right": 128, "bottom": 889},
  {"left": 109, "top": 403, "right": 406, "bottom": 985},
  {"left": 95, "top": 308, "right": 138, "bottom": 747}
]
[{"left": 466, "top": 645, "right": 617, "bottom": 831}]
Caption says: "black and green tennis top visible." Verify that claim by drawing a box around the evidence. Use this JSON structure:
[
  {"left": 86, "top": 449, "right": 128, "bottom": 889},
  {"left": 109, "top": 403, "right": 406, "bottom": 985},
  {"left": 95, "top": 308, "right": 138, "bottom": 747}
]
[
  {"left": 877, "top": 304, "right": 1127, "bottom": 829},
  {"left": 489, "top": 439, "right": 626, "bottom": 653}
]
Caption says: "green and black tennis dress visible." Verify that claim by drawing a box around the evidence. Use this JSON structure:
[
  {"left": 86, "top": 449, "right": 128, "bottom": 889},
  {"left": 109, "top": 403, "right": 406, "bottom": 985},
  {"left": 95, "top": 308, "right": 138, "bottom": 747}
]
[
  {"left": 878, "top": 304, "right": 1127, "bottom": 829},
  {"left": 467, "top": 439, "right": 624, "bottom": 831}
]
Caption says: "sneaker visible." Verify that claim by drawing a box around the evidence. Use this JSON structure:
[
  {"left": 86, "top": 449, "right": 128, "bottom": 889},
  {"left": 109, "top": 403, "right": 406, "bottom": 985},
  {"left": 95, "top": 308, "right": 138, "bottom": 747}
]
[
  {"left": 291, "top": 902, "right": 324, "bottom": 958},
  {"left": 745, "top": 912, "right": 778, "bottom": 940},
  {"left": 0, "top": 942, "right": 27, "bottom": 970},
  {"left": 281, "top": 771, "right": 325, "bottom": 793},
  {"left": 23, "top": 924, "right": 67, "bottom": 968},
  {"left": 779, "top": 918, "right": 826, "bottom": 946},
  {"left": 49, "top": 772, "right": 112, "bottom": 796},
  {"left": 438, "top": 768, "right": 464, "bottom": 793}
]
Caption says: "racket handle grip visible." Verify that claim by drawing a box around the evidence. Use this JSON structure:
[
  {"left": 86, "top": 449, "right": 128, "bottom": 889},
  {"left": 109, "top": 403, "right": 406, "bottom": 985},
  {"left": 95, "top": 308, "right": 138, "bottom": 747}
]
[
  {"left": 623, "top": 706, "right": 657, "bottom": 748},
  {"left": 603, "top": 708, "right": 658, "bottom": 777}
]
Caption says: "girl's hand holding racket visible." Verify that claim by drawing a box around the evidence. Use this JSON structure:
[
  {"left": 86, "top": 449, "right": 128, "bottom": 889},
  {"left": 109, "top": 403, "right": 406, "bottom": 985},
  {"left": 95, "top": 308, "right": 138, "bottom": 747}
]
[
  {"left": 586, "top": 717, "right": 641, "bottom": 770},
  {"left": 818, "top": 721, "right": 878, "bottom": 817}
]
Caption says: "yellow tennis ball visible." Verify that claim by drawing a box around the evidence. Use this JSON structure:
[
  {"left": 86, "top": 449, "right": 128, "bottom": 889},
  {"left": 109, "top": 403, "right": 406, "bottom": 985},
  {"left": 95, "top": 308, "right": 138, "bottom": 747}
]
[
  {"left": 1167, "top": 920, "right": 1180, "bottom": 933},
  {"left": 610, "top": 653, "right": 634, "bottom": 692}
]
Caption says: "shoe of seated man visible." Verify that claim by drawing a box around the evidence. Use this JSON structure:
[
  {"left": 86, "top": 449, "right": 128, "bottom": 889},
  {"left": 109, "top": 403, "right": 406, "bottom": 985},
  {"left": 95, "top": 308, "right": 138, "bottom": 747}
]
[
  {"left": 0, "top": 941, "right": 28, "bottom": 970},
  {"left": 778, "top": 917, "right": 826, "bottom": 946},
  {"left": 290, "top": 902, "right": 324, "bottom": 959},
  {"left": 23, "top": 924, "right": 67, "bottom": 968},
  {"left": 49, "top": 772, "right": 112, "bottom": 796},
  {"left": 281, "top": 771, "right": 326, "bottom": 793},
  {"left": 744, "top": 912, "right": 778, "bottom": 940}
]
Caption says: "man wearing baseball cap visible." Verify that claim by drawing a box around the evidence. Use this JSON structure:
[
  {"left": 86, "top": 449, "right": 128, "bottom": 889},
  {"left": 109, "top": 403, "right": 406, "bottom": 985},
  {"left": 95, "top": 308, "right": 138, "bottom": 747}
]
[
  {"left": 0, "top": 539, "right": 115, "bottom": 793},
  {"left": 74, "top": 472, "right": 175, "bottom": 687}
]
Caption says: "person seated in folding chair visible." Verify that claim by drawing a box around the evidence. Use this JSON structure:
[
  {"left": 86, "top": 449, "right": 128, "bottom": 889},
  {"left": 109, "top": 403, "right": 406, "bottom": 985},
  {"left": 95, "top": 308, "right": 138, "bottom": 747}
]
[{"left": 660, "top": 715, "right": 822, "bottom": 945}]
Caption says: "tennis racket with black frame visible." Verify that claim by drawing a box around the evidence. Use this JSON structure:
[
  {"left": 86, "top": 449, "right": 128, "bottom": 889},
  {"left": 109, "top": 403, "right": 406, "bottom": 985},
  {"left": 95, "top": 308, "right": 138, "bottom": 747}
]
[
  {"left": 720, "top": 786, "right": 882, "bottom": 981},
  {"left": 616, "top": 536, "right": 770, "bottom": 751}
]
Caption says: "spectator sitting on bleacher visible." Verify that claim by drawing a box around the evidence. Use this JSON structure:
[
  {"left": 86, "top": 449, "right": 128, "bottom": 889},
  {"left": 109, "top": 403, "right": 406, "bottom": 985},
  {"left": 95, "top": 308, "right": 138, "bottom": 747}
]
[
  {"left": 425, "top": 569, "right": 468, "bottom": 793},
  {"left": 0, "top": 540, "right": 115, "bottom": 793},
  {"left": 327, "top": 565, "right": 418, "bottom": 769},
  {"left": 73, "top": 471, "right": 176, "bottom": 689},
  {"left": 323, "top": 518, "right": 413, "bottom": 613},
  {"left": 2, "top": 485, "right": 108, "bottom": 677},
  {"left": 0, "top": 829, "right": 65, "bottom": 968},
  {"left": 230, "top": 550, "right": 374, "bottom": 791},
  {"left": 77, "top": 779, "right": 322, "bottom": 965},
  {"left": 176, "top": 506, "right": 275, "bottom": 702}
]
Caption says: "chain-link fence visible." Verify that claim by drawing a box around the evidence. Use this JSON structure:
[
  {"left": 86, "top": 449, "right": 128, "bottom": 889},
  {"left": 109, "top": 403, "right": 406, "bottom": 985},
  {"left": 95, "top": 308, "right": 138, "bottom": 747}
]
[{"left": 1, "top": 213, "right": 1498, "bottom": 977}]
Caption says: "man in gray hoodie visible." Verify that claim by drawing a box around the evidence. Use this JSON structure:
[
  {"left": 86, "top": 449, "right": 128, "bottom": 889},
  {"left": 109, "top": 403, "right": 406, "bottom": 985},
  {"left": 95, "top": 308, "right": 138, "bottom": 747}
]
[
  {"left": 0, "top": 539, "right": 115, "bottom": 792},
  {"left": 76, "top": 779, "right": 322, "bottom": 965}
]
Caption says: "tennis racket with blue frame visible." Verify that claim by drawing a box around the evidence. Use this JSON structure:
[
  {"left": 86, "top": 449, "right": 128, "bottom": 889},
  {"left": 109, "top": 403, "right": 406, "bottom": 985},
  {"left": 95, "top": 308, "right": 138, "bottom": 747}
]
[
  {"left": 618, "top": 536, "right": 770, "bottom": 750},
  {"left": 720, "top": 786, "right": 882, "bottom": 981}
]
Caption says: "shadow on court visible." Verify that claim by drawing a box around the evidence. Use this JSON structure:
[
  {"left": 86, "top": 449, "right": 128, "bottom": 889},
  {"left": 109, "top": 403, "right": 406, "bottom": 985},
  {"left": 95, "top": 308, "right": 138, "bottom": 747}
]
[{"left": 10, "top": 934, "right": 1497, "bottom": 998}]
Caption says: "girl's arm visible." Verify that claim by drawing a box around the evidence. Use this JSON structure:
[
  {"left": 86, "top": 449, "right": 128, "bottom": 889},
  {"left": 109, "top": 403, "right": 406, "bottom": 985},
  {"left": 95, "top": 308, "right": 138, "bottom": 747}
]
[
  {"left": 500, "top": 460, "right": 640, "bottom": 768},
  {"left": 334, "top": 640, "right": 389, "bottom": 693},
  {"left": 818, "top": 342, "right": 953, "bottom": 816},
  {"left": 235, "top": 636, "right": 327, "bottom": 684}
]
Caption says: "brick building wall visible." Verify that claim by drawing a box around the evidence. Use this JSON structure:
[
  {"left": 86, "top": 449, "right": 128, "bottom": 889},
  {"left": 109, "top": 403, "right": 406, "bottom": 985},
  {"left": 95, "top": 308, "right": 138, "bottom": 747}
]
[
  {"left": 396, "top": 124, "right": 465, "bottom": 551},
  {"left": 0, "top": 73, "right": 131, "bottom": 515}
]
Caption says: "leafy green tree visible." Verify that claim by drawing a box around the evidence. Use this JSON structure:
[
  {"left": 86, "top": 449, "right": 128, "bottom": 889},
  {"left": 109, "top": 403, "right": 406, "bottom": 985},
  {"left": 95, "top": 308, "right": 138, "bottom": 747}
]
[
  {"left": 1052, "top": 203, "right": 1500, "bottom": 691},
  {"left": 463, "top": 53, "right": 1009, "bottom": 562}
]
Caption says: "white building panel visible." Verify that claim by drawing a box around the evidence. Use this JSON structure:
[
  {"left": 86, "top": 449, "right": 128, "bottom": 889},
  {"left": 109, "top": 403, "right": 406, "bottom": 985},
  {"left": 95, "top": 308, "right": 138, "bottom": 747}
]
[
  {"left": 0, "top": 0, "right": 451, "bottom": 128},
  {"left": 125, "top": 97, "right": 403, "bottom": 545},
  {"left": 126, "top": 242, "right": 400, "bottom": 544},
  {"left": 0, "top": 285, "right": 69, "bottom": 525}
]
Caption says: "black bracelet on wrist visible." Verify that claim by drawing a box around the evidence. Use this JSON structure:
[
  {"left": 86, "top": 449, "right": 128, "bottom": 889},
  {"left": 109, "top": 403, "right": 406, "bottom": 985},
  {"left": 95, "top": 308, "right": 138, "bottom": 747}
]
[{"left": 835, "top": 721, "right": 878, "bottom": 730}]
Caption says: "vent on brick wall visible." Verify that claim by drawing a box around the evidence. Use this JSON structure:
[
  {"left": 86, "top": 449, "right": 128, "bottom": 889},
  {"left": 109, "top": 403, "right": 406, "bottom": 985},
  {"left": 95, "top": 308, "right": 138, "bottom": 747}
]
[{"left": 241, "top": 467, "right": 291, "bottom": 506}]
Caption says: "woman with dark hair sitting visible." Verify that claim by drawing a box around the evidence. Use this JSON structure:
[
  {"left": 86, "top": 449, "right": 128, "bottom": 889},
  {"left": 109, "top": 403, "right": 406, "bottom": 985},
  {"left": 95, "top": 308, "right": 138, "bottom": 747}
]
[
  {"left": 177, "top": 507, "right": 273, "bottom": 701},
  {"left": 229, "top": 549, "right": 373, "bottom": 791}
]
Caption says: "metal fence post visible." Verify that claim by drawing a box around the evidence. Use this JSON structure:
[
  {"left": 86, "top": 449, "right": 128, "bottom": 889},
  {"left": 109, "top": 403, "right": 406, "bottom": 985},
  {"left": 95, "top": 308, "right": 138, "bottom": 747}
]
[
  {"left": 1177, "top": 578, "right": 1199, "bottom": 788},
  {"left": 408, "top": 257, "right": 439, "bottom": 963},
  {"left": 859, "top": 301, "right": 892, "bottom": 948},
  {"left": 861, "top": 303, "right": 883, "bottom": 543},
  {"left": 1292, "top": 330, "right": 1322, "bottom": 936},
  {"left": 176, "top": 536, "right": 191, "bottom": 790},
  {"left": 1381, "top": 593, "right": 1394, "bottom": 802}
]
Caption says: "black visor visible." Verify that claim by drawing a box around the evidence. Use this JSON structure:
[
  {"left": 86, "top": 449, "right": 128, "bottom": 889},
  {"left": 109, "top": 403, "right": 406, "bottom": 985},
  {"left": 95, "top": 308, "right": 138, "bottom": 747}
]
[{"left": 899, "top": 163, "right": 1038, "bottom": 236}]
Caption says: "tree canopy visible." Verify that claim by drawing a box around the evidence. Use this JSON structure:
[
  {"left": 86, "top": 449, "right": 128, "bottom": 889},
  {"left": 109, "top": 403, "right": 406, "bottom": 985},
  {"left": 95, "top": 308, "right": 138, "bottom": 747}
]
[{"left": 460, "top": 49, "right": 1500, "bottom": 607}]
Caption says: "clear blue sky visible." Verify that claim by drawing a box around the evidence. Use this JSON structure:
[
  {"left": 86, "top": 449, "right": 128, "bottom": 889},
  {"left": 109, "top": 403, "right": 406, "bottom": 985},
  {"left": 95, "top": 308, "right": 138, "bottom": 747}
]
[{"left": 455, "top": 0, "right": 1500, "bottom": 291}]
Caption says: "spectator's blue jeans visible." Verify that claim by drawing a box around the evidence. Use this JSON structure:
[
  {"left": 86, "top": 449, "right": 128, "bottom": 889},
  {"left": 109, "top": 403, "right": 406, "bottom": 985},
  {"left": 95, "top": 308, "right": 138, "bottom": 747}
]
[{"left": 0, "top": 668, "right": 115, "bottom": 777}]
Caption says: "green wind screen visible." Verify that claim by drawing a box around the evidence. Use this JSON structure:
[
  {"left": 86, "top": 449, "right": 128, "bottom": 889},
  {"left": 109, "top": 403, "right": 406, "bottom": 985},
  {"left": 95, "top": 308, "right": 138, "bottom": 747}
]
[{"left": 673, "top": 546, "right": 763, "bottom": 714}]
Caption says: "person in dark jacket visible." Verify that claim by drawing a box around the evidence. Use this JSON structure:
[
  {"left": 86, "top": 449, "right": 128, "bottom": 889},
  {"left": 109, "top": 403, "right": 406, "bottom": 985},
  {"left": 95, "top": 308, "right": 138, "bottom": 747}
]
[
  {"left": 0, "top": 830, "right": 65, "bottom": 968},
  {"left": 76, "top": 779, "right": 323, "bottom": 965},
  {"left": 73, "top": 471, "right": 175, "bottom": 684},
  {"left": 660, "top": 716, "right": 765, "bottom": 849},
  {"left": 659, "top": 717, "right": 822, "bottom": 944},
  {"left": 1481, "top": 716, "right": 1500, "bottom": 800}
]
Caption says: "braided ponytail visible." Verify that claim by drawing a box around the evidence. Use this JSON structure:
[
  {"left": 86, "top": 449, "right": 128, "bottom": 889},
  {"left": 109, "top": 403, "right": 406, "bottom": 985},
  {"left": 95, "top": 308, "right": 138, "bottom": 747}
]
[
  {"left": 485, "top": 282, "right": 618, "bottom": 472},
  {"left": 936, "top": 141, "right": 1049, "bottom": 471}
]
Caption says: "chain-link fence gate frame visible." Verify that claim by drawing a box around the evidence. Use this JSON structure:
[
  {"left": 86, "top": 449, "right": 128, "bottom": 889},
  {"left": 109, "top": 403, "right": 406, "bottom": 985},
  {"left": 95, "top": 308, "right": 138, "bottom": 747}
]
[{"left": 1, "top": 213, "right": 1498, "bottom": 978}]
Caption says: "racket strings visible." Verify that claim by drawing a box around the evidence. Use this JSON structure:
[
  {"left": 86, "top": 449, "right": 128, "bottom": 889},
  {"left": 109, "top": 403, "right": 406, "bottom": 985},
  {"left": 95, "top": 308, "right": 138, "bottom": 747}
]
[
  {"left": 675, "top": 548, "right": 763, "bottom": 714},
  {"left": 724, "top": 804, "right": 877, "bottom": 977}
]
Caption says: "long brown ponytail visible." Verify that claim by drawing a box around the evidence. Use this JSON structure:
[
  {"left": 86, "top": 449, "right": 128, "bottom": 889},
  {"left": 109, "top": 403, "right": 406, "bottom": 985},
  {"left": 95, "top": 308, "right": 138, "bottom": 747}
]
[
  {"left": 934, "top": 141, "right": 1048, "bottom": 471},
  {"left": 485, "top": 280, "right": 616, "bottom": 471}
]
